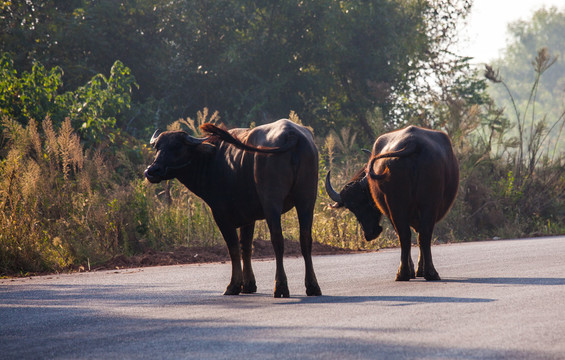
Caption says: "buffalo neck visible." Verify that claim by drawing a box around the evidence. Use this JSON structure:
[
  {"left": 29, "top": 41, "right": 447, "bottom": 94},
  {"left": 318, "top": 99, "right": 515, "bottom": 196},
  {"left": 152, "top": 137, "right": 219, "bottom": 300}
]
[{"left": 174, "top": 142, "right": 246, "bottom": 207}]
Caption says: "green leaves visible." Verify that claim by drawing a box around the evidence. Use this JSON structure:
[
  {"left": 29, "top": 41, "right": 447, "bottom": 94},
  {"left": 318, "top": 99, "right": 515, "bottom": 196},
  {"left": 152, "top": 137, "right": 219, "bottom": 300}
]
[
  {"left": 0, "top": 0, "right": 477, "bottom": 139},
  {"left": 57, "top": 60, "right": 138, "bottom": 145},
  {"left": 0, "top": 53, "right": 137, "bottom": 146},
  {"left": 0, "top": 53, "right": 63, "bottom": 124}
]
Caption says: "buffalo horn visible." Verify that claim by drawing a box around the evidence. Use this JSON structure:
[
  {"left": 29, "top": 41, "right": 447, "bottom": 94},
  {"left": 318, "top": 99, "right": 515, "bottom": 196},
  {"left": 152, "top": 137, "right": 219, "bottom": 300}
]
[
  {"left": 150, "top": 129, "right": 161, "bottom": 146},
  {"left": 181, "top": 132, "right": 208, "bottom": 145},
  {"left": 325, "top": 171, "right": 342, "bottom": 204}
]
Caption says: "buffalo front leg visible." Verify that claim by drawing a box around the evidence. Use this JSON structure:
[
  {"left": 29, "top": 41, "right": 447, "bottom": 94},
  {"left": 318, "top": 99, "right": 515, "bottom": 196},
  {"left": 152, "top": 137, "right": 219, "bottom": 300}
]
[
  {"left": 216, "top": 222, "right": 243, "bottom": 295},
  {"left": 239, "top": 223, "right": 257, "bottom": 293},
  {"left": 265, "top": 211, "right": 290, "bottom": 298}
]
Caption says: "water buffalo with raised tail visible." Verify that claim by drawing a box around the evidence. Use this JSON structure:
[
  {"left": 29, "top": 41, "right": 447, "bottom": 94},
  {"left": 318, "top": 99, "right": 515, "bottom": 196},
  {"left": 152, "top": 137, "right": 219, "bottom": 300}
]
[
  {"left": 145, "top": 119, "right": 321, "bottom": 298},
  {"left": 326, "top": 126, "right": 459, "bottom": 281}
]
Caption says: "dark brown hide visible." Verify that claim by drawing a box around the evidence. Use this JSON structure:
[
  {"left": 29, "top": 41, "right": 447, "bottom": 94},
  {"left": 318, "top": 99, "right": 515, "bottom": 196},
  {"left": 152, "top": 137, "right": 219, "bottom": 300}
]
[
  {"left": 145, "top": 119, "right": 321, "bottom": 297},
  {"left": 327, "top": 126, "right": 459, "bottom": 281}
]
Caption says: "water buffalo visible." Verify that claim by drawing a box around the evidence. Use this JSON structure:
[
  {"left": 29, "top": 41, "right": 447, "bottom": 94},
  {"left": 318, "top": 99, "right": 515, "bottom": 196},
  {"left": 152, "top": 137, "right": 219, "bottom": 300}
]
[
  {"left": 145, "top": 119, "right": 321, "bottom": 297},
  {"left": 326, "top": 125, "right": 459, "bottom": 281}
]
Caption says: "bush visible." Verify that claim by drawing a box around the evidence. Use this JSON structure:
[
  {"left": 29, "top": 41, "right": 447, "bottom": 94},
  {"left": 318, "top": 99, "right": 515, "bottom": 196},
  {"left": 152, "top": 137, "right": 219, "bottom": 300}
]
[{"left": 0, "top": 53, "right": 137, "bottom": 147}]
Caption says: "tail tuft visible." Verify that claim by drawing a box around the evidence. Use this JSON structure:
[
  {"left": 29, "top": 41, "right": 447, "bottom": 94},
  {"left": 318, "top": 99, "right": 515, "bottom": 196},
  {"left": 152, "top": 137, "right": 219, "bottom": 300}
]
[{"left": 200, "top": 123, "right": 234, "bottom": 142}]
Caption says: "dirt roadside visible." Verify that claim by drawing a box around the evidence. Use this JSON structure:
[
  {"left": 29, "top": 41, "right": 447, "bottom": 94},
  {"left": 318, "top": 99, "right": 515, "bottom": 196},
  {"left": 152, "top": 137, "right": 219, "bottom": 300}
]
[{"left": 100, "top": 238, "right": 364, "bottom": 271}]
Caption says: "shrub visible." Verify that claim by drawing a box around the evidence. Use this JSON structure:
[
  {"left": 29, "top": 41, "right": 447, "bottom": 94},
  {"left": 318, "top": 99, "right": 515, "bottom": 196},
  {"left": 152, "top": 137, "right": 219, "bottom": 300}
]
[{"left": 0, "top": 53, "right": 137, "bottom": 147}]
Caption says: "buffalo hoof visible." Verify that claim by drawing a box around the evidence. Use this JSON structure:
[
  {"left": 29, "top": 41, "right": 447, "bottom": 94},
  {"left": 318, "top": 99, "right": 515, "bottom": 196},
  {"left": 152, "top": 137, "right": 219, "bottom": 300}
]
[
  {"left": 395, "top": 267, "right": 413, "bottom": 281},
  {"left": 274, "top": 282, "right": 290, "bottom": 298},
  {"left": 223, "top": 283, "right": 242, "bottom": 295},
  {"left": 241, "top": 282, "right": 257, "bottom": 294},
  {"left": 424, "top": 270, "right": 441, "bottom": 281},
  {"left": 306, "top": 284, "right": 322, "bottom": 296}
]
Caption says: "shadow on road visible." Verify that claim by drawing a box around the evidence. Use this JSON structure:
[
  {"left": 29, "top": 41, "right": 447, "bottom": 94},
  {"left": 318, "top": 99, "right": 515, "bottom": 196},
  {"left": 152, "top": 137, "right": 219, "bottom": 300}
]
[
  {"left": 0, "top": 309, "right": 540, "bottom": 360},
  {"left": 442, "top": 277, "right": 565, "bottom": 286},
  {"left": 286, "top": 295, "right": 495, "bottom": 305}
]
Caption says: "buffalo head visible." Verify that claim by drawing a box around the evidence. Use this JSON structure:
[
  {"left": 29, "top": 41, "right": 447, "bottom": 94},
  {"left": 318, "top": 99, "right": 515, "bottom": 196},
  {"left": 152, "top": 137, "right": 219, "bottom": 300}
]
[
  {"left": 144, "top": 129, "right": 215, "bottom": 183},
  {"left": 325, "top": 170, "right": 383, "bottom": 241}
]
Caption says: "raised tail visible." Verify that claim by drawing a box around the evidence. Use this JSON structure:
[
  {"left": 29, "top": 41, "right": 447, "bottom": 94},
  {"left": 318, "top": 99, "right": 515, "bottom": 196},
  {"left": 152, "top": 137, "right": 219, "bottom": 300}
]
[
  {"left": 200, "top": 123, "right": 297, "bottom": 153},
  {"left": 367, "top": 142, "right": 418, "bottom": 180}
]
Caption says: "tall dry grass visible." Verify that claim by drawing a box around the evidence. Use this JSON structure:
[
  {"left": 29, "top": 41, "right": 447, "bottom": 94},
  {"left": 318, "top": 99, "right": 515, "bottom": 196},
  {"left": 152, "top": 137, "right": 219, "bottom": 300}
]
[{"left": 0, "top": 116, "right": 133, "bottom": 273}]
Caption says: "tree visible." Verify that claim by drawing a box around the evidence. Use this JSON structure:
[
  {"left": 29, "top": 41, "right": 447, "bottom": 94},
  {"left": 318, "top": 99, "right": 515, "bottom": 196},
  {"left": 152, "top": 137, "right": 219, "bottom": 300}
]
[
  {"left": 388, "top": 0, "right": 491, "bottom": 133},
  {"left": 0, "top": 1, "right": 167, "bottom": 96},
  {"left": 158, "top": 0, "right": 443, "bottom": 138},
  {"left": 488, "top": 6, "right": 565, "bottom": 164},
  {"left": 1, "top": 0, "right": 477, "bottom": 140},
  {"left": 493, "top": 6, "right": 565, "bottom": 105}
]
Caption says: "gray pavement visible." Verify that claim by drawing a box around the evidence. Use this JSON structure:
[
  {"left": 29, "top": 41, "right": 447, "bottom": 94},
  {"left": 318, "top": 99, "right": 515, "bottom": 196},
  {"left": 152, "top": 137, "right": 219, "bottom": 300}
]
[{"left": 1, "top": 236, "right": 565, "bottom": 359}]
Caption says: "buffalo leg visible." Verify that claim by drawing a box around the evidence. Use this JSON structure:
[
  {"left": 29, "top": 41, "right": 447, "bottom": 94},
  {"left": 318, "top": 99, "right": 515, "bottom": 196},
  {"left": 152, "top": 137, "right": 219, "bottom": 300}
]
[
  {"left": 395, "top": 225, "right": 415, "bottom": 281},
  {"left": 295, "top": 202, "right": 322, "bottom": 296},
  {"left": 416, "top": 224, "right": 441, "bottom": 281},
  {"left": 265, "top": 210, "right": 290, "bottom": 298},
  {"left": 386, "top": 194, "right": 415, "bottom": 281},
  {"left": 416, "top": 250, "right": 424, "bottom": 278},
  {"left": 240, "top": 223, "right": 257, "bottom": 293},
  {"left": 216, "top": 223, "right": 243, "bottom": 295}
]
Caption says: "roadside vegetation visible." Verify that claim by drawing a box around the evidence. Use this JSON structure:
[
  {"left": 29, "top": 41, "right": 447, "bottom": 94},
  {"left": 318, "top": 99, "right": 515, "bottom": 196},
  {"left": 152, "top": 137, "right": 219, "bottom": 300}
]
[{"left": 1, "top": 1, "right": 563, "bottom": 275}]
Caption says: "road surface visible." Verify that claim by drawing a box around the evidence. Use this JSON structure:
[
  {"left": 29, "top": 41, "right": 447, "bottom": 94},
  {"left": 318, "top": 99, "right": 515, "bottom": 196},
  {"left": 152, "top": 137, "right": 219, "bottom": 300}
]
[{"left": 1, "top": 236, "right": 565, "bottom": 359}]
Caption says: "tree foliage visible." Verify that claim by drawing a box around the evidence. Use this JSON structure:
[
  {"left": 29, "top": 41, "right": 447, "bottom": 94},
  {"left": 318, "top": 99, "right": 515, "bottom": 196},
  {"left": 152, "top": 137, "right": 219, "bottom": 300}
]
[
  {"left": 0, "top": 53, "right": 137, "bottom": 145},
  {"left": 493, "top": 6, "right": 565, "bottom": 101},
  {"left": 481, "top": 6, "right": 565, "bottom": 194},
  {"left": 0, "top": 53, "right": 63, "bottom": 124},
  {"left": 488, "top": 6, "right": 565, "bottom": 153},
  {"left": 1, "top": 0, "right": 476, "bottom": 140}
]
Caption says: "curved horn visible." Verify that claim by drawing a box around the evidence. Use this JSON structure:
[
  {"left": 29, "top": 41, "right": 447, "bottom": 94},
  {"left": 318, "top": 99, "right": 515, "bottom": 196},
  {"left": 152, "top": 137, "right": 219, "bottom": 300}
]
[
  {"left": 181, "top": 132, "right": 208, "bottom": 145},
  {"left": 150, "top": 129, "right": 161, "bottom": 146},
  {"left": 325, "top": 171, "right": 342, "bottom": 204},
  {"left": 361, "top": 149, "right": 372, "bottom": 156}
]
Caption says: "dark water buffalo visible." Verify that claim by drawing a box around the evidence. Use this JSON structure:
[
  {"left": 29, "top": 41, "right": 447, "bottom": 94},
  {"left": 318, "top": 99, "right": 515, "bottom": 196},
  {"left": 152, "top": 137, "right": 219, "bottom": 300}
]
[
  {"left": 326, "top": 126, "right": 459, "bottom": 281},
  {"left": 145, "top": 119, "right": 321, "bottom": 297}
]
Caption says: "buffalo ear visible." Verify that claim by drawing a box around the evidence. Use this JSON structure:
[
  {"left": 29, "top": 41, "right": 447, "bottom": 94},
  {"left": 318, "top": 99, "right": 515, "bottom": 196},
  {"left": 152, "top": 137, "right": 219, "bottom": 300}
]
[{"left": 196, "top": 142, "right": 216, "bottom": 155}]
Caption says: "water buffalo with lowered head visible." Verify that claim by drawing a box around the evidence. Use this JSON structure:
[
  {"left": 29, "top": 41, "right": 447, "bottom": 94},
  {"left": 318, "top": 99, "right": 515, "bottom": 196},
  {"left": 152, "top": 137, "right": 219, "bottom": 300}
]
[
  {"left": 145, "top": 119, "right": 321, "bottom": 297},
  {"left": 326, "top": 126, "right": 459, "bottom": 281}
]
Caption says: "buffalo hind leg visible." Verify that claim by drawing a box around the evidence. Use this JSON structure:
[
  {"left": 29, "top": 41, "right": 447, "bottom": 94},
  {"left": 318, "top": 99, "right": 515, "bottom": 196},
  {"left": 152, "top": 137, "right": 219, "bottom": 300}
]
[
  {"left": 295, "top": 201, "right": 322, "bottom": 296},
  {"left": 395, "top": 225, "right": 416, "bottom": 281},
  {"left": 240, "top": 223, "right": 257, "bottom": 293},
  {"left": 387, "top": 196, "right": 415, "bottom": 281},
  {"left": 416, "top": 225, "right": 440, "bottom": 281},
  {"left": 265, "top": 210, "right": 290, "bottom": 298},
  {"left": 416, "top": 252, "right": 424, "bottom": 278}
]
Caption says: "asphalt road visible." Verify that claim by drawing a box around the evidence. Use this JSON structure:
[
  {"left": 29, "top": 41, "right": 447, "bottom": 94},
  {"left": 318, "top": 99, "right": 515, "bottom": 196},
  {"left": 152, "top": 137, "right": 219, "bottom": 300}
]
[{"left": 1, "top": 236, "right": 565, "bottom": 359}]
